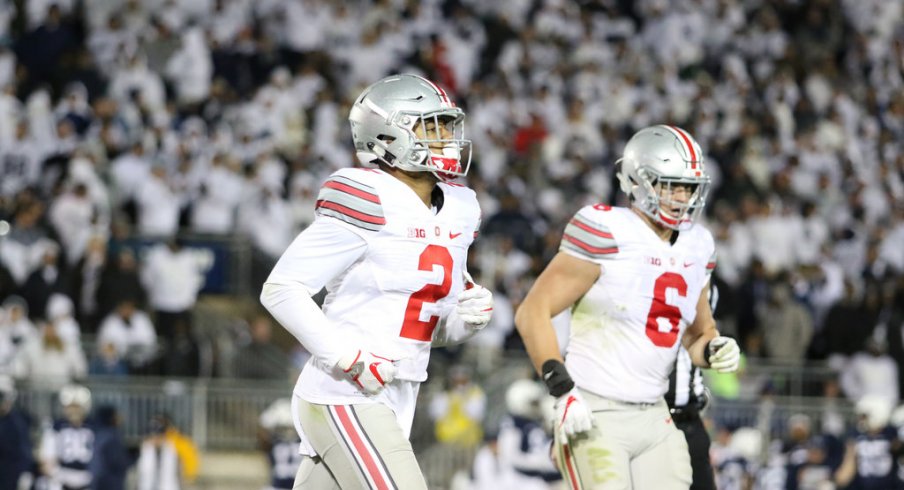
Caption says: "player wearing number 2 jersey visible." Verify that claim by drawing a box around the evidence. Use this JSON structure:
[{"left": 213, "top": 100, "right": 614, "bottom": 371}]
[
  {"left": 261, "top": 74, "right": 493, "bottom": 489},
  {"left": 515, "top": 125, "right": 741, "bottom": 490}
]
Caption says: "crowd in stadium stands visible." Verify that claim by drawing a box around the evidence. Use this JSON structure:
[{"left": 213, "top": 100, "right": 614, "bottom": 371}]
[{"left": 0, "top": 0, "right": 903, "bottom": 487}]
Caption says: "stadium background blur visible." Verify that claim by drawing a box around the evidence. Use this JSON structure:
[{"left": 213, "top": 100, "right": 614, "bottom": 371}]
[{"left": 0, "top": 0, "right": 902, "bottom": 488}]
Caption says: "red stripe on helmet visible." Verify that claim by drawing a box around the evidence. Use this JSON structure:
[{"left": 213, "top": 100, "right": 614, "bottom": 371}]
[
  {"left": 422, "top": 76, "right": 453, "bottom": 107},
  {"left": 668, "top": 125, "right": 698, "bottom": 164}
]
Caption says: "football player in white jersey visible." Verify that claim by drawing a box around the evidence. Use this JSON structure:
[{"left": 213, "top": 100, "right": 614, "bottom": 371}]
[
  {"left": 515, "top": 125, "right": 741, "bottom": 490},
  {"left": 261, "top": 74, "right": 493, "bottom": 489}
]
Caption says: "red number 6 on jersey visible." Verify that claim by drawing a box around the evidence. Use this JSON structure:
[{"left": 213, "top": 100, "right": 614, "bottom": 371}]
[
  {"left": 400, "top": 244, "right": 453, "bottom": 341},
  {"left": 645, "top": 272, "right": 687, "bottom": 347}
]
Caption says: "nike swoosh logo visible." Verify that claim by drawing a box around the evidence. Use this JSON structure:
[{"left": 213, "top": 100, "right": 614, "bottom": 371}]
[
  {"left": 683, "top": 262, "right": 694, "bottom": 267},
  {"left": 449, "top": 232, "right": 462, "bottom": 239}
]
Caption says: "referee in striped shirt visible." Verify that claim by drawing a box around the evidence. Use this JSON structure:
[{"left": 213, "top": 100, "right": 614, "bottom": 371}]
[{"left": 665, "top": 283, "right": 719, "bottom": 490}]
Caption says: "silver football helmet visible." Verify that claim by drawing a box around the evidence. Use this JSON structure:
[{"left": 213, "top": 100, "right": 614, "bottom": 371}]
[
  {"left": 349, "top": 74, "right": 471, "bottom": 180},
  {"left": 616, "top": 125, "right": 711, "bottom": 230}
]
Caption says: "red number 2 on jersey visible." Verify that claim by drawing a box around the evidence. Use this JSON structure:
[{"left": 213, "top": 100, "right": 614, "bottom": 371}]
[
  {"left": 645, "top": 272, "right": 688, "bottom": 347},
  {"left": 400, "top": 244, "right": 453, "bottom": 341}
]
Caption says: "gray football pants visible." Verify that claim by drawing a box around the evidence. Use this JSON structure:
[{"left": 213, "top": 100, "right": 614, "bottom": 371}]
[
  {"left": 292, "top": 399, "right": 428, "bottom": 489},
  {"left": 553, "top": 390, "right": 692, "bottom": 489}
]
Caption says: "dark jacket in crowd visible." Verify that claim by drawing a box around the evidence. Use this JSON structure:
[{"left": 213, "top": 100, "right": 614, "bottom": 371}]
[
  {"left": 0, "top": 408, "right": 33, "bottom": 489},
  {"left": 90, "top": 405, "right": 131, "bottom": 490}
]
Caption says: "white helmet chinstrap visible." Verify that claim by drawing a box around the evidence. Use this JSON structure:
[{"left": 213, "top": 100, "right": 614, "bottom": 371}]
[
  {"left": 349, "top": 74, "right": 471, "bottom": 181},
  {"left": 616, "top": 125, "right": 711, "bottom": 230}
]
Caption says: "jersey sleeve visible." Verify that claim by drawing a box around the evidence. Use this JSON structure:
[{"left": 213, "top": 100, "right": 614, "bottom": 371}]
[
  {"left": 314, "top": 170, "right": 386, "bottom": 233},
  {"left": 559, "top": 207, "right": 619, "bottom": 262},
  {"left": 260, "top": 219, "right": 367, "bottom": 366}
]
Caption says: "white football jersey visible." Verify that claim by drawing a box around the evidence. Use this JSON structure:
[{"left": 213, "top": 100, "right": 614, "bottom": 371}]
[
  {"left": 294, "top": 167, "right": 480, "bottom": 408},
  {"left": 559, "top": 205, "right": 716, "bottom": 403}
]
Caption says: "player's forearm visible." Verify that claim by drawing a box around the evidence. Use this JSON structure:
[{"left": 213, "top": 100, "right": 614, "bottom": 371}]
[
  {"left": 260, "top": 279, "right": 343, "bottom": 367},
  {"left": 685, "top": 328, "right": 718, "bottom": 368},
  {"left": 514, "top": 303, "right": 563, "bottom": 374}
]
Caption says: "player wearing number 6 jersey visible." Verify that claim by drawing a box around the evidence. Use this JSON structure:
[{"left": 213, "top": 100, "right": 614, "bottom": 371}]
[
  {"left": 261, "top": 74, "right": 492, "bottom": 489},
  {"left": 515, "top": 125, "right": 740, "bottom": 490}
]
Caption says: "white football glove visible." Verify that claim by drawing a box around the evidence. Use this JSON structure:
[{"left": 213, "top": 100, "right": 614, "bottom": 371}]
[
  {"left": 335, "top": 349, "right": 396, "bottom": 395},
  {"left": 707, "top": 336, "right": 741, "bottom": 373},
  {"left": 457, "top": 272, "right": 493, "bottom": 329},
  {"left": 554, "top": 388, "right": 594, "bottom": 441}
]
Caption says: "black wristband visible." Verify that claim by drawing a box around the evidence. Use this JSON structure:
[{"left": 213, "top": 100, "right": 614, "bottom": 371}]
[{"left": 541, "top": 360, "right": 574, "bottom": 398}]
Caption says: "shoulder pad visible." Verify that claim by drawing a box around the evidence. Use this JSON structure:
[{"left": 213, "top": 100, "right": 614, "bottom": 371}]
[
  {"left": 315, "top": 169, "right": 386, "bottom": 232},
  {"left": 559, "top": 205, "right": 620, "bottom": 261}
]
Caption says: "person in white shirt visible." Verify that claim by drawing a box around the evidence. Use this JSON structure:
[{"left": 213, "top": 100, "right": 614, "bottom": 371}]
[
  {"left": 515, "top": 125, "right": 741, "bottom": 489},
  {"left": 140, "top": 238, "right": 212, "bottom": 340},
  {"left": 261, "top": 74, "right": 493, "bottom": 489},
  {"left": 14, "top": 321, "right": 86, "bottom": 389},
  {"left": 96, "top": 299, "right": 157, "bottom": 373},
  {"left": 136, "top": 164, "right": 181, "bottom": 238}
]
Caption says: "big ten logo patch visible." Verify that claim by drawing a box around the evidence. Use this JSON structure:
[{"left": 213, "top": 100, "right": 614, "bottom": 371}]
[
  {"left": 408, "top": 227, "right": 426, "bottom": 238},
  {"left": 646, "top": 256, "right": 662, "bottom": 266}
]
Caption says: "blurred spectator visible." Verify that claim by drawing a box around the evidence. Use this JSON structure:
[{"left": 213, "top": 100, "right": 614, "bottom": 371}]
[
  {"left": 141, "top": 238, "right": 211, "bottom": 339},
  {"left": 189, "top": 153, "right": 243, "bottom": 234},
  {"left": 758, "top": 274, "right": 814, "bottom": 364},
  {"left": 109, "top": 142, "right": 151, "bottom": 214},
  {"left": 839, "top": 336, "right": 899, "bottom": 406},
  {"left": 48, "top": 181, "right": 102, "bottom": 267},
  {"left": 0, "top": 375, "right": 33, "bottom": 490},
  {"left": 136, "top": 164, "right": 182, "bottom": 237},
  {"left": 0, "top": 297, "right": 36, "bottom": 374},
  {"left": 467, "top": 432, "right": 508, "bottom": 489},
  {"left": 96, "top": 247, "right": 145, "bottom": 321},
  {"left": 713, "top": 427, "right": 762, "bottom": 490},
  {"left": 497, "top": 379, "right": 560, "bottom": 488},
  {"left": 96, "top": 298, "right": 157, "bottom": 374},
  {"left": 38, "top": 384, "right": 95, "bottom": 490},
  {"left": 19, "top": 241, "right": 70, "bottom": 319},
  {"left": 16, "top": 4, "right": 78, "bottom": 92},
  {"left": 429, "top": 365, "right": 486, "bottom": 449},
  {"left": 46, "top": 292, "right": 81, "bottom": 347},
  {"left": 0, "top": 201, "right": 49, "bottom": 285},
  {"left": 258, "top": 398, "right": 301, "bottom": 490},
  {"left": 821, "top": 280, "right": 872, "bottom": 360},
  {"left": 137, "top": 416, "right": 182, "bottom": 490},
  {"left": 75, "top": 234, "right": 108, "bottom": 329},
  {"left": 14, "top": 320, "right": 87, "bottom": 389},
  {"left": 232, "top": 314, "right": 289, "bottom": 381},
  {"left": 147, "top": 413, "right": 199, "bottom": 487},
  {"left": 89, "top": 341, "right": 128, "bottom": 377},
  {"left": 158, "top": 318, "right": 202, "bottom": 378},
  {"left": 165, "top": 26, "right": 212, "bottom": 108},
  {"left": 90, "top": 404, "right": 131, "bottom": 490},
  {"left": 836, "top": 396, "right": 898, "bottom": 488}
]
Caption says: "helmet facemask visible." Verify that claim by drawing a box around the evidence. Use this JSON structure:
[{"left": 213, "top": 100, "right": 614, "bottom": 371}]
[
  {"left": 391, "top": 109, "right": 471, "bottom": 181},
  {"left": 630, "top": 168, "right": 710, "bottom": 230}
]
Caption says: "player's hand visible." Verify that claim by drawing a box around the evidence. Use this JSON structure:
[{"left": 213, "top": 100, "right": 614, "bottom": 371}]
[
  {"left": 554, "top": 388, "right": 594, "bottom": 441},
  {"left": 335, "top": 349, "right": 396, "bottom": 395},
  {"left": 457, "top": 273, "right": 493, "bottom": 329},
  {"left": 706, "top": 336, "right": 740, "bottom": 373}
]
